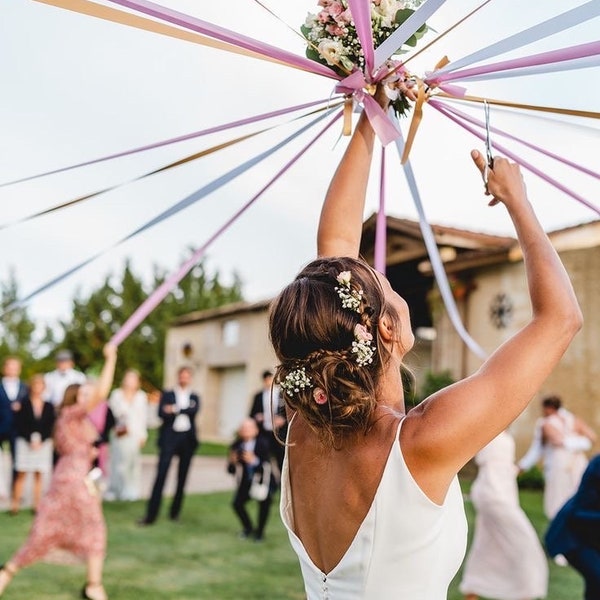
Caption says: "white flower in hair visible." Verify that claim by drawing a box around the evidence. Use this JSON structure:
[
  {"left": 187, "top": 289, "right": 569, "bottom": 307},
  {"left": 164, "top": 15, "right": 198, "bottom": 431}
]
[
  {"left": 352, "top": 324, "right": 375, "bottom": 366},
  {"left": 280, "top": 367, "right": 312, "bottom": 396},
  {"left": 335, "top": 271, "right": 363, "bottom": 313}
]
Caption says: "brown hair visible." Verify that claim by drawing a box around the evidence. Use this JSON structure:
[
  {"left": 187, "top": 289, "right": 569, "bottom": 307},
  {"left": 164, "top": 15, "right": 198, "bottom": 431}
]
[
  {"left": 542, "top": 395, "right": 562, "bottom": 411},
  {"left": 269, "top": 257, "right": 400, "bottom": 447},
  {"left": 59, "top": 383, "right": 82, "bottom": 413}
]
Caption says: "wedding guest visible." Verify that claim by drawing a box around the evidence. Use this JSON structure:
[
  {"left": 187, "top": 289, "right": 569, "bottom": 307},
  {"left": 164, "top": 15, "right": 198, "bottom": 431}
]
[
  {"left": 268, "top": 87, "right": 582, "bottom": 598},
  {"left": 545, "top": 454, "right": 600, "bottom": 600},
  {"left": 459, "top": 430, "right": 548, "bottom": 600},
  {"left": 0, "top": 356, "right": 28, "bottom": 488},
  {"left": 227, "top": 417, "right": 275, "bottom": 542},
  {"left": 106, "top": 369, "right": 148, "bottom": 501},
  {"left": 0, "top": 344, "right": 117, "bottom": 600},
  {"left": 44, "top": 349, "right": 86, "bottom": 409},
  {"left": 138, "top": 366, "right": 200, "bottom": 525},
  {"left": 11, "top": 375, "right": 55, "bottom": 515},
  {"left": 519, "top": 395, "right": 596, "bottom": 519},
  {"left": 249, "top": 370, "right": 287, "bottom": 477}
]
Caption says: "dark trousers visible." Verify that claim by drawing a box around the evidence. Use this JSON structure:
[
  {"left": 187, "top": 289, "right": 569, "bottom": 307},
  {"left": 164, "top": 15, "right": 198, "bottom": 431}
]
[
  {"left": 260, "top": 430, "right": 286, "bottom": 480},
  {"left": 566, "top": 547, "right": 600, "bottom": 600},
  {"left": 145, "top": 432, "right": 197, "bottom": 522},
  {"left": 232, "top": 470, "right": 273, "bottom": 539}
]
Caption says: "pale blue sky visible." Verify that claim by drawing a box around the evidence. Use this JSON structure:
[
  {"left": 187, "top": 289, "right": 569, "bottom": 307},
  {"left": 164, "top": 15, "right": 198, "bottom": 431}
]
[{"left": 0, "top": 0, "right": 598, "bottom": 331}]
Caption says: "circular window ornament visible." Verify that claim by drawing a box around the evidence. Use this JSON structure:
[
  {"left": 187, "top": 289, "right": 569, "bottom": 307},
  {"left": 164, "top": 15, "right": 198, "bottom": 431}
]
[{"left": 489, "top": 293, "right": 514, "bottom": 329}]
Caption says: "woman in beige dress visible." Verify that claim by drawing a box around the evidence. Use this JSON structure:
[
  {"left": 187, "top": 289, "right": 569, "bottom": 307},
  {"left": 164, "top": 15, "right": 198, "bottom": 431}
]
[{"left": 460, "top": 430, "right": 548, "bottom": 599}]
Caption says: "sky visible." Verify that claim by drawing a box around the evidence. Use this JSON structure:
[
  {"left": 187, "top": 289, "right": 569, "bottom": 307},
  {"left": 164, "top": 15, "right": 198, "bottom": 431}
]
[{"left": 0, "top": 0, "right": 598, "bottom": 337}]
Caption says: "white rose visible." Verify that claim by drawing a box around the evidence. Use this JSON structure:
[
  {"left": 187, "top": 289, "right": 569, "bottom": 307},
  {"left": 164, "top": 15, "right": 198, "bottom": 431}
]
[{"left": 317, "top": 39, "right": 346, "bottom": 66}]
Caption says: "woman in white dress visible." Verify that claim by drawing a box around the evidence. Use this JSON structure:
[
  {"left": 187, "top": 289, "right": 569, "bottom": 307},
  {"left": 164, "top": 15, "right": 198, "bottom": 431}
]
[
  {"left": 268, "top": 86, "right": 582, "bottom": 599},
  {"left": 106, "top": 370, "right": 148, "bottom": 501},
  {"left": 459, "top": 431, "right": 548, "bottom": 600}
]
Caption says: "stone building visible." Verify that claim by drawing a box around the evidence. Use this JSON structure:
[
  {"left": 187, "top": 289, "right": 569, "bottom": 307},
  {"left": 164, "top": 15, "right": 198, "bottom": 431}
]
[{"left": 165, "top": 216, "right": 600, "bottom": 454}]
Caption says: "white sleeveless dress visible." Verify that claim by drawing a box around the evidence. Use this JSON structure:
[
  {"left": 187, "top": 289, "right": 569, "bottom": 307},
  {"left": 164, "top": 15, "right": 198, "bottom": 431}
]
[{"left": 280, "top": 418, "right": 468, "bottom": 599}]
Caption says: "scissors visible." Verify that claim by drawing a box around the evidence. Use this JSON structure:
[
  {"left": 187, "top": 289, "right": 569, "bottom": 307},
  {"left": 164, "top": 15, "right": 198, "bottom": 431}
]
[{"left": 482, "top": 100, "right": 494, "bottom": 194}]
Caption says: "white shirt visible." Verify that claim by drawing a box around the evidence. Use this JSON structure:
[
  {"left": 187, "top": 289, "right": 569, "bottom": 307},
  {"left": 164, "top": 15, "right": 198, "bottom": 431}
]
[
  {"left": 2, "top": 377, "right": 20, "bottom": 402},
  {"left": 261, "top": 387, "right": 281, "bottom": 432},
  {"left": 44, "top": 368, "right": 87, "bottom": 407},
  {"left": 108, "top": 388, "right": 149, "bottom": 443},
  {"left": 172, "top": 386, "right": 192, "bottom": 432}
]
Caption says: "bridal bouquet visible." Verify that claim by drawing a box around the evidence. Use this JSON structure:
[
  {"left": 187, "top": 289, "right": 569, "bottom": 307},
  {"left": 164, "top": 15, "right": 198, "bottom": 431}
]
[{"left": 301, "top": 0, "right": 428, "bottom": 118}]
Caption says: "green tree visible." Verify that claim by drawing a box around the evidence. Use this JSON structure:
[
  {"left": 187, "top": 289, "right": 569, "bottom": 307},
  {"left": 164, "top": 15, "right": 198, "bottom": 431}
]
[
  {"left": 57, "top": 255, "right": 243, "bottom": 390},
  {"left": 0, "top": 269, "right": 53, "bottom": 377}
]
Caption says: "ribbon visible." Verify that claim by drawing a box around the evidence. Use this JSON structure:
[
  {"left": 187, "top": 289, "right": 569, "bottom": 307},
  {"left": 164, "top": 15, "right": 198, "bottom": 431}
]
[
  {"left": 347, "top": 0, "right": 375, "bottom": 75},
  {"left": 110, "top": 111, "right": 343, "bottom": 346},
  {"left": 374, "top": 145, "right": 387, "bottom": 275},
  {"left": 428, "top": 1, "right": 600, "bottom": 80},
  {"left": 105, "top": 0, "right": 338, "bottom": 79},
  {"left": 432, "top": 100, "right": 600, "bottom": 180},
  {"left": 437, "top": 93, "right": 600, "bottom": 121},
  {"left": 429, "top": 101, "right": 600, "bottom": 217},
  {"left": 0, "top": 103, "right": 339, "bottom": 231},
  {"left": 0, "top": 98, "right": 333, "bottom": 187},
  {"left": 434, "top": 41, "right": 600, "bottom": 85},
  {"left": 336, "top": 71, "right": 400, "bottom": 145},
  {"left": 394, "top": 132, "right": 488, "bottom": 360},
  {"left": 1, "top": 109, "right": 338, "bottom": 315}
]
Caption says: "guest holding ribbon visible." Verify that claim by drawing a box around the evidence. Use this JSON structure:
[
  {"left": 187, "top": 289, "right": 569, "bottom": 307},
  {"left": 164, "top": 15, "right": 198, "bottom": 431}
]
[
  {"left": 268, "top": 86, "right": 582, "bottom": 599},
  {"left": 0, "top": 344, "right": 118, "bottom": 600}
]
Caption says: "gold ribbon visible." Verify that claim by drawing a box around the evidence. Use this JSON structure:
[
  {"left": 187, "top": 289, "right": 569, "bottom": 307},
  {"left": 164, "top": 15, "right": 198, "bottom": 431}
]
[
  {"left": 34, "top": 0, "right": 294, "bottom": 71},
  {"left": 400, "top": 56, "right": 449, "bottom": 164},
  {"left": 437, "top": 93, "right": 600, "bottom": 120}
]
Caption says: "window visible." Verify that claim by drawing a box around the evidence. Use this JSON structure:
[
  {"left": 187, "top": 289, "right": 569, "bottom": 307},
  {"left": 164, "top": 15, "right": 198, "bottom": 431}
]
[{"left": 222, "top": 319, "right": 240, "bottom": 347}]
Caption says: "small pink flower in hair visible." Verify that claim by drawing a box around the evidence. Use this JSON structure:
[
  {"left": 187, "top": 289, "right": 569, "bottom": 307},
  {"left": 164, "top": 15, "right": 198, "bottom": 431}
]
[
  {"left": 313, "top": 388, "right": 328, "bottom": 405},
  {"left": 354, "top": 324, "right": 373, "bottom": 343}
]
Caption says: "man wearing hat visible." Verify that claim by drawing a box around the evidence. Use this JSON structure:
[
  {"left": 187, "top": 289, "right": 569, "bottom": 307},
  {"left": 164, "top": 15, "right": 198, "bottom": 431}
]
[{"left": 44, "top": 349, "right": 87, "bottom": 409}]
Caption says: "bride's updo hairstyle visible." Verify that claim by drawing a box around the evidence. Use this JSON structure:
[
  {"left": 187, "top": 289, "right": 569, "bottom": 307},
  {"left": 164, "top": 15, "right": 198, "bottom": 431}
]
[{"left": 269, "top": 256, "right": 400, "bottom": 447}]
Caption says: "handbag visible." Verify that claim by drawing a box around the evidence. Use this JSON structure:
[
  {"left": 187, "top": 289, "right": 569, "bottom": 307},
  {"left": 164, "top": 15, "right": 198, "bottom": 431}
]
[{"left": 249, "top": 461, "right": 271, "bottom": 501}]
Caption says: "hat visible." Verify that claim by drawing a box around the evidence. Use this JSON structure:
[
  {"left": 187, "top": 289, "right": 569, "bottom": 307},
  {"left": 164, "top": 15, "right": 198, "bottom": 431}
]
[{"left": 55, "top": 349, "right": 73, "bottom": 362}]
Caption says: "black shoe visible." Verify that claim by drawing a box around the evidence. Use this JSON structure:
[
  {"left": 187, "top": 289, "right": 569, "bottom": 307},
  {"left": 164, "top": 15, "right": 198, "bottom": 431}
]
[
  {"left": 169, "top": 515, "right": 179, "bottom": 522},
  {"left": 136, "top": 518, "right": 154, "bottom": 527}
]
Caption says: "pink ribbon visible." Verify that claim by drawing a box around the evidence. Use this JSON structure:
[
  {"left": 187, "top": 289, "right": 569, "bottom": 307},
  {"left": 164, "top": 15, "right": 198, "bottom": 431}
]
[
  {"left": 336, "top": 71, "right": 401, "bottom": 145},
  {"left": 347, "top": 0, "right": 375, "bottom": 75}
]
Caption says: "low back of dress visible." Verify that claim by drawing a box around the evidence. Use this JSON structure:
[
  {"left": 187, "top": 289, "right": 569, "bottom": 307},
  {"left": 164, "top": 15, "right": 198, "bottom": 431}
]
[{"left": 280, "top": 418, "right": 467, "bottom": 600}]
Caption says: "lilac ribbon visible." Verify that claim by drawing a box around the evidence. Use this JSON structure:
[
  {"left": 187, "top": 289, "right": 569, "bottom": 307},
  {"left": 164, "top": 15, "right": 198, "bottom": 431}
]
[
  {"left": 347, "top": 0, "right": 375, "bottom": 75},
  {"left": 374, "top": 145, "right": 387, "bottom": 274},
  {"left": 429, "top": 1, "right": 600, "bottom": 79},
  {"left": 105, "top": 0, "right": 338, "bottom": 79},
  {"left": 336, "top": 71, "right": 401, "bottom": 145},
  {"left": 111, "top": 112, "right": 343, "bottom": 346},
  {"left": 433, "top": 41, "right": 600, "bottom": 85},
  {"left": 0, "top": 98, "right": 333, "bottom": 187},
  {"left": 429, "top": 101, "right": 600, "bottom": 217},
  {"left": 432, "top": 100, "right": 600, "bottom": 180}
]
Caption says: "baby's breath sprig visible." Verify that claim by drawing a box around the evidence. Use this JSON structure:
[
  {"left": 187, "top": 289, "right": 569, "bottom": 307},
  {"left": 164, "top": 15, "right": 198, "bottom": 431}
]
[{"left": 280, "top": 367, "right": 313, "bottom": 396}]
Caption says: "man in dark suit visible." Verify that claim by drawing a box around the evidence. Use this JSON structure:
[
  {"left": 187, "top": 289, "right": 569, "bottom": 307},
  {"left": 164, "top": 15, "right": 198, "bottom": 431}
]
[
  {"left": 0, "top": 357, "right": 28, "bottom": 487},
  {"left": 249, "top": 370, "right": 287, "bottom": 478},
  {"left": 138, "top": 366, "right": 200, "bottom": 525},
  {"left": 545, "top": 454, "right": 600, "bottom": 600},
  {"left": 227, "top": 417, "right": 275, "bottom": 541}
]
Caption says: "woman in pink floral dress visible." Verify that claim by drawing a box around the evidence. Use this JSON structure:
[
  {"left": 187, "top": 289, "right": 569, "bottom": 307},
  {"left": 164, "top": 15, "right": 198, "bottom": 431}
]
[{"left": 0, "top": 344, "right": 117, "bottom": 600}]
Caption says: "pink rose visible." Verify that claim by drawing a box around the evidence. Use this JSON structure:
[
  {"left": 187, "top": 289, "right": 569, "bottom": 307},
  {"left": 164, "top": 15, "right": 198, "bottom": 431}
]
[
  {"left": 317, "top": 10, "right": 330, "bottom": 23},
  {"left": 337, "top": 8, "right": 352, "bottom": 24},
  {"left": 354, "top": 324, "right": 373, "bottom": 342},
  {"left": 326, "top": 23, "right": 346, "bottom": 36},
  {"left": 327, "top": 1, "right": 344, "bottom": 18}
]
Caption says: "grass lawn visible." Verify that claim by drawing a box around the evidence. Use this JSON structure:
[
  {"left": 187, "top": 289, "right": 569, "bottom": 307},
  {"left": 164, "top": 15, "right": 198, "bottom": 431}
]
[{"left": 1, "top": 488, "right": 584, "bottom": 599}]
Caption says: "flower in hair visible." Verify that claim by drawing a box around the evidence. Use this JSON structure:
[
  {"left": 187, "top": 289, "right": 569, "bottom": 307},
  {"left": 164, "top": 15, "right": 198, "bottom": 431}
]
[
  {"left": 335, "top": 271, "right": 363, "bottom": 313},
  {"left": 352, "top": 323, "right": 375, "bottom": 366},
  {"left": 313, "top": 387, "right": 328, "bottom": 405},
  {"left": 280, "top": 367, "right": 312, "bottom": 396}
]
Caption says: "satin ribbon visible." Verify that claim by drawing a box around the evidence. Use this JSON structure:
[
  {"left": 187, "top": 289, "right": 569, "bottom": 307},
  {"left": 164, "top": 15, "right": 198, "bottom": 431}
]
[
  {"left": 0, "top": 98, "right": 334, "bottom": 187},
  {"left": 432, "top": 100, "right": 600, "bottom": 180},
  {"left": 374, "top": 145, "right": 387, "bottom": 275},
  {"left": 110, "top": 111, "right": 343, "bottom": 346},
  {"left": 1, "top": 109, "right": 338, "bottom": 315},
  {"left": 429, "top": 101, "right": 600, "bottom": 217},
  {"left": 428, "top": 1, "right": 600, "bottom": 80},
  {"left": 105, "top": 0, "right": 338, "bottom": 79},
  {"left": 394, "top": 133, "right": 488, "bottom": 360}
]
